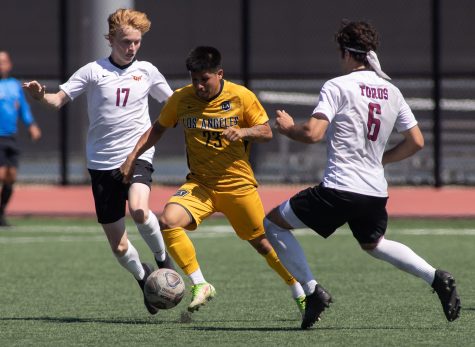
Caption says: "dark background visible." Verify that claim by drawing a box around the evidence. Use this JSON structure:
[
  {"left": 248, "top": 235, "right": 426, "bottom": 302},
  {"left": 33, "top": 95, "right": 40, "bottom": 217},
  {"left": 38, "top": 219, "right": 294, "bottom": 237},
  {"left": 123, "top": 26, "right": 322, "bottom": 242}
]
[{"left": 1, "top": 0, "right": 474, "bottom": 184}]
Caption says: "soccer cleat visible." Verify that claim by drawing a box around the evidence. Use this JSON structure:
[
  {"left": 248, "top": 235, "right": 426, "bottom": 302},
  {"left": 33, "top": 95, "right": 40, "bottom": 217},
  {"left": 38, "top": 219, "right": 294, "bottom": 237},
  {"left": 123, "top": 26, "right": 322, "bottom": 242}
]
[
  {"left": 295, "top": 295, "right": 306, "bottom": 317},
  {"left": 301, "top": 284, "right": 332, "bottom": 330},
  {"left": 431, "top": 269, "right": 461, "bottom": 322},
  {"left": 188, "top": 283, "right": 216, "bottom": 312},
  {"left": 137, "top": 262, "right": 159, "bottom": 315},
  {"left": 155, "top": 251, "right": 176, "bottom": 271}
]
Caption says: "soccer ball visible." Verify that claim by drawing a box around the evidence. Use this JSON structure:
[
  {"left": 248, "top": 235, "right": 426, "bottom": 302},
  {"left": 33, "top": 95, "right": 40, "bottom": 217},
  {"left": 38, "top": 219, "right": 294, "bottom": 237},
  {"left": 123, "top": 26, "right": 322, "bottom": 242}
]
[{"left": 144, "top": 268, "right": 185, "bottom": 309}]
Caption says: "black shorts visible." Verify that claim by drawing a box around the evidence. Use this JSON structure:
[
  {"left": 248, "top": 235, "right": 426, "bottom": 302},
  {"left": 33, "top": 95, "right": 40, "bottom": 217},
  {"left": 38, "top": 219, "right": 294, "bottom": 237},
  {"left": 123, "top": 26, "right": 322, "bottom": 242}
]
[
  {"left": 0, "top": 137, "right": 20, "bottom": 168},
  {"left": 289, "top": 184, "right": 388, "bottom": 244},
  {"left": 88, "top": 159, "right": 154, "bottom": 224}
]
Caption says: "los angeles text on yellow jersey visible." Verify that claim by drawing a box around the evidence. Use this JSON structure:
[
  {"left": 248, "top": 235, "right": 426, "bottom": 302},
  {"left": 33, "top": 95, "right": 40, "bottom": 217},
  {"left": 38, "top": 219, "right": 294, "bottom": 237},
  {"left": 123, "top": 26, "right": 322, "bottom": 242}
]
[{"left": 158, "top": 80, "right": 268, "bottom": 191}]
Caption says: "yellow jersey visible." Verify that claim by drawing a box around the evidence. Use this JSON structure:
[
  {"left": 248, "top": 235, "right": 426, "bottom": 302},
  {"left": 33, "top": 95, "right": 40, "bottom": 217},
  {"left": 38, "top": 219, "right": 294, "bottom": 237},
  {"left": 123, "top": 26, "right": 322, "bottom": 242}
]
[{"left": 157, "top": 80, "right": 268, "bottom": 191}]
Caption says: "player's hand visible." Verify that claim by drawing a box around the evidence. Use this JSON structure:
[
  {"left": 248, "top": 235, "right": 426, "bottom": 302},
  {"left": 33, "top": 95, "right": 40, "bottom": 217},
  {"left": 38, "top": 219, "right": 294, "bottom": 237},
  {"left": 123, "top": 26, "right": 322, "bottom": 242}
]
[
  {"left": 22, "top": 81, "right": 46, "bottom": 101},
  {"left": 275, "top": 110, "right": 295, "bottom": 134},
  {"left": 222, "top": 126, "right": 244, "bottom": 142},
  {"left": 29, "top": 124, "right": 42, "bottom": 142},
  {"left": 120, "top": 156, "right": 135, "bottom": 184}
]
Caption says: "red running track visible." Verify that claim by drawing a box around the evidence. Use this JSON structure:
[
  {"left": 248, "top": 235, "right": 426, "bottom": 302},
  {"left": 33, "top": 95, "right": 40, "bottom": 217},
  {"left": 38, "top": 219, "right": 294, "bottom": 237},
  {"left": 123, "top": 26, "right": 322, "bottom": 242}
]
[{"left": 7, "top": 184, "right": 475, "bottom": 218}]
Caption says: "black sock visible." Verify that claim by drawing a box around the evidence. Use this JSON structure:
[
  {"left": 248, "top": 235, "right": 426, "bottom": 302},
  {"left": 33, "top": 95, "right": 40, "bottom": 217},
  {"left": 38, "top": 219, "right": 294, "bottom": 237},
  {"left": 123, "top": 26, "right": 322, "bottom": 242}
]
[{"left": 0, "top": 183, "right": 13, "bottom": 215}]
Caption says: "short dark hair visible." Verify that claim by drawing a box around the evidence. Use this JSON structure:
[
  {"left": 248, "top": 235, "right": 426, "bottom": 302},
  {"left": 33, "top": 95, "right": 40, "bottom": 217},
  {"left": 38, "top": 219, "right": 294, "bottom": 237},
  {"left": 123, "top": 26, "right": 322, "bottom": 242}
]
[
  {"left": 335, "top": 20, "right": 379, "bottom": 65},
  {"left": 185, "top": 46, "right": 222, "bottom": 73}
]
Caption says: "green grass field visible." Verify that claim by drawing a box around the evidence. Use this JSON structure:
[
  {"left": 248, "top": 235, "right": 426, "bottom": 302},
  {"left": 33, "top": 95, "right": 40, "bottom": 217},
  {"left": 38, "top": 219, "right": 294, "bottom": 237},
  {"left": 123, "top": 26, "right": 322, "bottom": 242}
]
[{"left": 0, "top": 217, "right": 474, "bottom": 346}]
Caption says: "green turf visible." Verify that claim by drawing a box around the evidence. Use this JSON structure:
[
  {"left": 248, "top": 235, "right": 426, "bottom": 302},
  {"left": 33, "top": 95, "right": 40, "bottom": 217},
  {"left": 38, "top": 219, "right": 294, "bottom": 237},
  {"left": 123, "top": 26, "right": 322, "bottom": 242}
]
[{"left": 0, "top": 217, "right": 474, "bottom": 346}]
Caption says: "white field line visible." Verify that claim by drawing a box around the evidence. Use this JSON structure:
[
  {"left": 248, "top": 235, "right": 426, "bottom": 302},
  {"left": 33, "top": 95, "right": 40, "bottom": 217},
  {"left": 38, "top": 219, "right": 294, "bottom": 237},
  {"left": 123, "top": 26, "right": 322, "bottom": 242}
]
[{"left": 0, "top": 225, "right": 474, "bottom": 244}]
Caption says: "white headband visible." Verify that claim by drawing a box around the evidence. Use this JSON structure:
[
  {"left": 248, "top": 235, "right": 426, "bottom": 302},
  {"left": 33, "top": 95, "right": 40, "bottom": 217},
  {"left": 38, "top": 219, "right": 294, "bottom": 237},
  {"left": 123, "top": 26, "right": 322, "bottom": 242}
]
[{"left": 344, "top": 47, "right": 391, "bottom": 80}]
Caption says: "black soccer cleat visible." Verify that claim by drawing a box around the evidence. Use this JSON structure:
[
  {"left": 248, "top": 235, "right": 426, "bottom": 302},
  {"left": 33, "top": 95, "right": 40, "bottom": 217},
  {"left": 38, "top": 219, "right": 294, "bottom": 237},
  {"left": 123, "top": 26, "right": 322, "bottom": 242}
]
[
  {"left": 137, "top": 262, "right": 159, "bottom": 315},
  {"left": 431, "top": 269, "right": 461, "bottom": 322},
  {"left": 301, "top": 284, "right": 332, "bottom": 330},
  {"left": 155, "top": 251, "right": 176, "bottom": 271}
]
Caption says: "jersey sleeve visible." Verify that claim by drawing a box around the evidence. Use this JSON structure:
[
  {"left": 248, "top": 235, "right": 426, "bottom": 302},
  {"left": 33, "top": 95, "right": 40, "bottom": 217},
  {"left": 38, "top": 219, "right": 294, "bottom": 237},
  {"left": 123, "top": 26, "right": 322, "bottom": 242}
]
[
  {"left": 394, "top": 91, "right": 418, "bottom": 133},
  {"left": 242, "top": 88, "right": 269, "bottom": 127},
  {"left": 59, "top": 63, "right": 93, "bottom": 101},
  {"left": 148, "top": 65, "right": 173, "bottom": 103},
  {"left": 312, "top": 81, "right": 340, "bottom": 121},
  {"left": 157, "top": 91, "right": 179, "bottom": 128}
]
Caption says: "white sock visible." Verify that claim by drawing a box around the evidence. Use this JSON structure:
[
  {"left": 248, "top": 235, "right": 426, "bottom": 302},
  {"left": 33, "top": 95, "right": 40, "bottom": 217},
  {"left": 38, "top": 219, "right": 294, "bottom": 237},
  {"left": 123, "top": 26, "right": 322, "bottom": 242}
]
[
  {"left": 290, "top": 282, "right": 306, "bottom": 299},
  {"left": 189, "top": 268, "right": 206, "bottom": 285},
  {"left": 116, "top": 240, "right": 145, "bottom": 281},
  {"left": 366, "top": 237, "right": 436, "bottom": 285},
  {"left": 136, "top": 212, "right": 166, "bottom": 262},
  {"left": 264, "top": 218, "right": 317, "bottom": 295}
]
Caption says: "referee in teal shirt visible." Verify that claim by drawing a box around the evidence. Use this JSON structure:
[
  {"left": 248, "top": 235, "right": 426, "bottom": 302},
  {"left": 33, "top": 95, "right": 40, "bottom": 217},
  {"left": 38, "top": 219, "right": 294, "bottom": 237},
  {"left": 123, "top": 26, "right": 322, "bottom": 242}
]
[{"left": 0, "top": 51, "right": 41, "bottom": 226}]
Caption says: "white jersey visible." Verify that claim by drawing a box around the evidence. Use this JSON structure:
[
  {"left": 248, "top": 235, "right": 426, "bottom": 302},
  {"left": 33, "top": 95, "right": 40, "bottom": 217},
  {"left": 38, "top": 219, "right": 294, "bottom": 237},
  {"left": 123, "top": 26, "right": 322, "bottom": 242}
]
[
  {"left": 313, "top": 70, "right": 417, "bottom": 197},
  {"left": 60, "top": 58, "right": 172, "bottom": 170}
]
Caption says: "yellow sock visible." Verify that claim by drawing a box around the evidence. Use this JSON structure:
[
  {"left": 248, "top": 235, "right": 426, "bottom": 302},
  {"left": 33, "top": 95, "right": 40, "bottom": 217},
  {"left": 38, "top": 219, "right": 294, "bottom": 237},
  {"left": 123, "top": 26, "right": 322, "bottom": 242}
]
[
  {"left": 162, "top": 227, "right": 199, "bottom": 275},
  {"left": 263, "top": 248, "right": 297, "bottom": 286}
]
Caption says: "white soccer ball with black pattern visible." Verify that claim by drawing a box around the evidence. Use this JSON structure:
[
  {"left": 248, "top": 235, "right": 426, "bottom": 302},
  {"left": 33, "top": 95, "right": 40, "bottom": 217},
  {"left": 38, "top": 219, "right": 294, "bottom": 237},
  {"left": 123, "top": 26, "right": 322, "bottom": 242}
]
[{"left": 144, "top": 268, "right": 185, "bottom": 309}]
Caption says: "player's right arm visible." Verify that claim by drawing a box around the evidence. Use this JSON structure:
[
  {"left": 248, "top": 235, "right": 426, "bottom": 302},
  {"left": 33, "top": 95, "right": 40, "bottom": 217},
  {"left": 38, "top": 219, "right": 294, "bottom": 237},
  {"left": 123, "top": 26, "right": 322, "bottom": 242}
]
[
  {"left": 275, "top": 110, "right": 329, "bottom": 144},
  {"left": 22, "top": 81, "right": 70, "bottom": 110},
  {"left": 120, "top": 120, "right": 168, "bottom": 183}
]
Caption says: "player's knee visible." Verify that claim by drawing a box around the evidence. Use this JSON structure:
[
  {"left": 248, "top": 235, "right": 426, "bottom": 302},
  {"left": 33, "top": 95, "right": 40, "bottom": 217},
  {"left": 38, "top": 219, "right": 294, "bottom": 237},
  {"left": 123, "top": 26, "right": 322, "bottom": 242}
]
[
  {"left": 265, "top": 207, "right": 280, "bottom": 224},
  {"left": 359, "top": 235, "right": 384, "bottom": 251},
  {"left": 249, "top": 235, "right": 272, "bottom": 254},
  {"left": 158, "top": 213, "right": 177, "bottom": 230},
  {"left": 359, "top": 242, "right": 379, "bottom": 251},
  {"left": 130, "top": 209, "right": 147, "bottom": 224},
  {"left": 265, "top": 207, "right": 293, "bottom": 230},
  {"left": 159, "top": 204, "right": 190, "bottom": 230},
  {"left": 256, "top": 242, "right": 272, "bottom": 255},
  {"left": 112, "top": 240, "right": 128, "bottom": 257}
]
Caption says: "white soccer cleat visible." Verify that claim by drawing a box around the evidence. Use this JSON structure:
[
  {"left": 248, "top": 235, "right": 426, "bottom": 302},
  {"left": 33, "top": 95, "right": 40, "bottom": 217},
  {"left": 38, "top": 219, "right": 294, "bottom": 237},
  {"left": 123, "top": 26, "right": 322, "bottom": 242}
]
[{"left": 188, "top": 283, "right": 216, "bottom": 312}]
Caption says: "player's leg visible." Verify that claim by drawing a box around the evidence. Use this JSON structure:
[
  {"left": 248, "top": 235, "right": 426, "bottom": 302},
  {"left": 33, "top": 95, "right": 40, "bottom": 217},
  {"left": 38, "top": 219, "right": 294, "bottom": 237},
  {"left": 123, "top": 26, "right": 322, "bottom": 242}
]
[
  {"left": 264, "top": 205, "right": 332, "bottom": 328},
  {"left": 0, "top": 139, "right": 19, "bottom": 226},
  {"left": 264, "top": 186, "right": 342, "bottom": 329},
  {"left": 89, "top": 168, "right": 157, "bottom": 314},
  {"left": 102, "top": 218, "right": 143, "bottom": 279},
  {"left": 366, "top": 239, "right": 461, "bottom": 321},
  {"left": 264, "top": 206, "right": 317, "bottom": 294},
  {"left": 102, "top": 218, "right": 158, "bottom": 314},
  {"left": 247, "top": 234, "right": 306, "bottom": 314},
  {"left": 350, "top": 195, "right": 460, "bottom": 322},
  {"left": 0, "top": 166, "right": 16, "bottom": 226},
  {"left": 159, "top": 182, "right": 216, "bottom": 312},
  {"left": 127, "top": 159, "right": 174, "bottom": 269},
  {"left": 0, "top": 165, "right": 9, "bottom": 226},
  {"left": 219, "top": 188, "right": 306, "bottom": 314},
  {"left": 128, "top": 183, "right": 175, "bottom": 270}
]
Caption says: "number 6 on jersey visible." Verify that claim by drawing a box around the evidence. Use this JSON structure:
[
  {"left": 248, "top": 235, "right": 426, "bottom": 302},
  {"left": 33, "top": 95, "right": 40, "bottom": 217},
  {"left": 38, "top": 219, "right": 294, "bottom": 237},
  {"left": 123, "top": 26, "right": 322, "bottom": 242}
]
[{"left": 367, "top": 102, "right": 381, "bottom": 141}]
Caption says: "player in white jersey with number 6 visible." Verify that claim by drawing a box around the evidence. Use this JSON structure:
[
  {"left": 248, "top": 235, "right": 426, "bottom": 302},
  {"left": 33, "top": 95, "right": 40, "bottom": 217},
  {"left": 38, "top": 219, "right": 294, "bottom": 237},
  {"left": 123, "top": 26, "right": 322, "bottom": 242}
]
[
  {"left": 263, "top": 20, "right": 461, "bottom": 329},
  {"left": 23, "top": 8, "right": 175, "bottom": 315}
]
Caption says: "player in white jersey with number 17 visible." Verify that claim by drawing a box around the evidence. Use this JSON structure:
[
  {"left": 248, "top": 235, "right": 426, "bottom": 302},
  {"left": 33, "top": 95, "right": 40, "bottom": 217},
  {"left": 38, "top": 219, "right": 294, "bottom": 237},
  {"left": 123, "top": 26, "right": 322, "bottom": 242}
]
[
  {"left": 23, "top": 8, "right": 175, "bottom": 315},
  {"left": 263, "top": 20, "right": 461, "bottom": 329}
]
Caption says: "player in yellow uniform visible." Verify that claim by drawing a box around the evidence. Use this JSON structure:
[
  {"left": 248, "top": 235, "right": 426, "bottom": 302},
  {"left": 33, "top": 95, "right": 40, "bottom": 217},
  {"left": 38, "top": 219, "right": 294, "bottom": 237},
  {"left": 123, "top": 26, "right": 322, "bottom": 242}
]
[{"left": 121, "top": 46, "right": 305, "bottom": 314}]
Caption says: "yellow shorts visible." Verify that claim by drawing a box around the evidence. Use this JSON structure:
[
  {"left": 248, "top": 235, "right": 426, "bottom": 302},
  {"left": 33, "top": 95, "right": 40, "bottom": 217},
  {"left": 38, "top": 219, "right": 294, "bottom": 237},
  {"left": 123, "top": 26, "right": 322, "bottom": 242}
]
[{"left": 167, "top": 180, "right": 265, "bottom": 240}]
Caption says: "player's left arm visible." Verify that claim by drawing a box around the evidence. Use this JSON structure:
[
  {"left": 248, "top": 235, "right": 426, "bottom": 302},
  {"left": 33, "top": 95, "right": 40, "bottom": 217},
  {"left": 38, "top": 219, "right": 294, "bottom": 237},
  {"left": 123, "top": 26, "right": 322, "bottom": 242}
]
[
  {"left": 222, "top": 122, "right": 272, "bottom": 143},
  {"left": 382, "top": 124, "right": 424, "bottom": 166}
]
